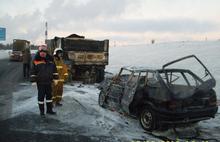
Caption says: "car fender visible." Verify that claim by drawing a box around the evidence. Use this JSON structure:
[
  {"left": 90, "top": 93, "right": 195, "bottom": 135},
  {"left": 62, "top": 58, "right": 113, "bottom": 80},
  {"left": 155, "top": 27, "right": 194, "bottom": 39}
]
[{"left": 141, "top": 101, "right": 157, "bottom": 112}]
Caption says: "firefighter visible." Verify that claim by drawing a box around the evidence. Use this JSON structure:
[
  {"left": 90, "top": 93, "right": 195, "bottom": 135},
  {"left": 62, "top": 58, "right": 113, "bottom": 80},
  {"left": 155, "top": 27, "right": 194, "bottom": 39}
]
[
  {"left": 30, "top": 45, "right": 58, "bottom": 117},
  {"left": 52, "top": 48, "right": 68, "bottom": 106}
]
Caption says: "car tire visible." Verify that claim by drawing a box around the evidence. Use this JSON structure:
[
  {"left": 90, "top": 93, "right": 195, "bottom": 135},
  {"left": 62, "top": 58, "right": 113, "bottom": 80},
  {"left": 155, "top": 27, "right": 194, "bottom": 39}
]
[
  {"left": 139, "top": 107, "right": 157, "bottom": 131},
  {"left": 98, "top": 91, "right": 106, "bottom": 108}
]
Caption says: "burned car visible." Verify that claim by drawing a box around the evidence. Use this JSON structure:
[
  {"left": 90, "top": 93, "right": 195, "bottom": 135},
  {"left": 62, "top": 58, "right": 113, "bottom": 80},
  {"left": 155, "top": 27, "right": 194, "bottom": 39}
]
[{"left": 98, "top": 55, "right": 218, "bottom": 131}]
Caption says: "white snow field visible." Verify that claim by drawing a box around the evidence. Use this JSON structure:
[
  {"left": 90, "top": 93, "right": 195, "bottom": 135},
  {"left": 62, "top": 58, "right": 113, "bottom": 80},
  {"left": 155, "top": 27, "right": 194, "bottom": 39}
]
[
  {"left": 0, "top": 49, "right": 38, "bottom": 59},
  {"left": 2, "top": 41, "right": 220, "bottom": 141},
  {"left": 0, "top": 50, "right": 10, "bottom": 59}
]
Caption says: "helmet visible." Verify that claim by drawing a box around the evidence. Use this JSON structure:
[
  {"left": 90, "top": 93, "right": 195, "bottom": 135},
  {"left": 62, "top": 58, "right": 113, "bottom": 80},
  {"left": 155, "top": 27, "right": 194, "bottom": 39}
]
[
  {"left": 38, "top": 45, "right": 47, "bottom": 52},
  {"left": 53, "top": 47, "right": 63, "bottom": 55}
]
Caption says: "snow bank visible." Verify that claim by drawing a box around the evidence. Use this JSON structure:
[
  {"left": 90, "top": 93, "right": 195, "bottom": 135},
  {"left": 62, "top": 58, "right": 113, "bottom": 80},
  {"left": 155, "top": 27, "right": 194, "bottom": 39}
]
[
  {"left": 0, "top": 50, "right": 38, "bottom": 60},
  {"left": 0, "top": 50, "right": 10, "bottom": 59}
]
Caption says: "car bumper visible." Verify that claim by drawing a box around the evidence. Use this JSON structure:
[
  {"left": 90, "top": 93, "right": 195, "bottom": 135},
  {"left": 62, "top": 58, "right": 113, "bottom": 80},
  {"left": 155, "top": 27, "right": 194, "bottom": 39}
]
[{"left": 156, "top": 106, "right": 218, "bottom": 124}]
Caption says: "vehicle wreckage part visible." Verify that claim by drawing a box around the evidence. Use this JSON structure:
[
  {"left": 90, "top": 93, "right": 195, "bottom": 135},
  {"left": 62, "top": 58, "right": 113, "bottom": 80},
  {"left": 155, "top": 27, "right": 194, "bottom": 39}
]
[{"left": 98, "top": 91, "right": 106, "bottom": 108}]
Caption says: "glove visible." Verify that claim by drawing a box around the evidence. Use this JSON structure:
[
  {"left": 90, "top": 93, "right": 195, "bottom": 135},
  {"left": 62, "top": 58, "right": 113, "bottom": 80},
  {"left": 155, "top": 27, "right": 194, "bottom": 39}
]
[
  {"left": 53, "top": 80, "right": 59, "bottom": 85},
  {"left": 64, "top": 73, "right": 68, "bottom": 76},
  {"left": 64, "top": 73, "right": 68, "bottom": 80}
]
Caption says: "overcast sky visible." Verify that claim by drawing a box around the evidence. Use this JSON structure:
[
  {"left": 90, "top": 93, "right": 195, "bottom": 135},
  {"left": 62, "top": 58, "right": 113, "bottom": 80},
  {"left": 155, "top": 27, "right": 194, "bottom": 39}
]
[{"left": 1, "top": 0, "right": 220, "bottom": 45}]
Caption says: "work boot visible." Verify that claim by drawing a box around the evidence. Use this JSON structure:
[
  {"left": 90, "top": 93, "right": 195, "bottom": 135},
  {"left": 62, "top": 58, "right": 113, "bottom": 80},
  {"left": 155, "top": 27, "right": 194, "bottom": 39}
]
[
  {"left": 39, "top": 104, "right": 45, "bottom": 116},
  {"left": 46, "top": 102, "right": 56, "bottom": 115}
]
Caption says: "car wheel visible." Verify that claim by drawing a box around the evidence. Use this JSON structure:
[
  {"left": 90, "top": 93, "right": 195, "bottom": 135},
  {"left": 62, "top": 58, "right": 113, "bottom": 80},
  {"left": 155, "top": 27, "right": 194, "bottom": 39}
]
[
  {"left": 98, "top": 91, "right": 106, "bottom": 108},
  {"left": 139, "top": 107, "right": 157, "bottom": 131}
]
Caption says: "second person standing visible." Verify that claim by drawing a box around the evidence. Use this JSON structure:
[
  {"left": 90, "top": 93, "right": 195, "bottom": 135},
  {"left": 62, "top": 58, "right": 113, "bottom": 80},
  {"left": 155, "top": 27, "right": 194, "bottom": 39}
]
[{"left": 52, "top": 48, "right": 68, "bottom": 106}]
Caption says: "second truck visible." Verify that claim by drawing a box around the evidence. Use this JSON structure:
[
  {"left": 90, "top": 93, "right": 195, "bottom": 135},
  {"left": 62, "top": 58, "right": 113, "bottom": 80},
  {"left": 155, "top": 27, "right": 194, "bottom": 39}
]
[{"left": 9, "top": 39, "right": 30, "bottom": 61}]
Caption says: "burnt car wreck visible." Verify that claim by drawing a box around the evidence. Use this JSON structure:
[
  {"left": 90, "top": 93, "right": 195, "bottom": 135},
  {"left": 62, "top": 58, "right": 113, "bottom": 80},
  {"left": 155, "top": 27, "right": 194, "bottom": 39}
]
[{"left": 98, "top": 55, "right": 218, "bottom": 131}]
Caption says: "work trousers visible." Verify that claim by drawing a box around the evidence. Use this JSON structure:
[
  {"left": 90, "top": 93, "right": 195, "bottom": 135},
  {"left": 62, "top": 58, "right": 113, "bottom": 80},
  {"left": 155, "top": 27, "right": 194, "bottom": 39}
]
[
  {"left": 37, "top": 83, "right": 53, "bottom": 113},
  {"left": 52, "top": 81, "right": 64, "bottom": 103},
  {"left": 23, "top": 63, "right": 30, "bottom": 78}
]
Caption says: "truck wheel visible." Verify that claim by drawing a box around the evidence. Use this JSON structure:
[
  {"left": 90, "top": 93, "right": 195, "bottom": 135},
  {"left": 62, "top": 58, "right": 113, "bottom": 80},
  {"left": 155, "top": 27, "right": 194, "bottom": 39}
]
[
  {"left": 98, "top": 91, "right": 106, "bottom": 108},
  {"left": 139, "top": 107, "right": 157, "bottom": 131}
]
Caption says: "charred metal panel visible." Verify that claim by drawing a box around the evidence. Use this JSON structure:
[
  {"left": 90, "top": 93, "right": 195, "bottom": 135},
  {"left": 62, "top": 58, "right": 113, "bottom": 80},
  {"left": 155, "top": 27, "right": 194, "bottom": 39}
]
[
  {"left": 106, "top": 84, "right": 124, "bottom": 110},
  {"left": 99, "top": 56, "right": 218, "bottom": 129}
]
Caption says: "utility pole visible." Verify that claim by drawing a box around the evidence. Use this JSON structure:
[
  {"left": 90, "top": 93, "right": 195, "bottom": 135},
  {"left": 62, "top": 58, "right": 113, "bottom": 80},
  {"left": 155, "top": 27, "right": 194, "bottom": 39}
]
[{"left": 45, "top": 22, "right": 48, "bottom": 44}]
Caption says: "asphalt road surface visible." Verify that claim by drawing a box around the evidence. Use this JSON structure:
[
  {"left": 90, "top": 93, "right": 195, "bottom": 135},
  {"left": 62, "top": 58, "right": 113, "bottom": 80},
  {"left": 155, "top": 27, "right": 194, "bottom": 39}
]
[
  {"left": 0, "top": 59, "right": 23, "bottom": 120},
  {"left": 0, "top": 58, "right": 114, "bottom": 142}
]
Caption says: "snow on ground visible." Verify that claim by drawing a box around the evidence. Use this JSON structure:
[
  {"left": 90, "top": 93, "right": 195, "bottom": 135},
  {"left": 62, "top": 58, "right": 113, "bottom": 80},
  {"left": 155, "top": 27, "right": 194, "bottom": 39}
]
[
  {"left": 0, "top": 50, "right": 10, "bottom": 59},
  {"left": 7, "top": 41, "right": 220, "bottom": 141},
  {"left": 12, "top": 83, "right": 158, "bottom": 141},
  {"left": 0, "top": 50, "right": 38, "bottom": 59},
  {"left": 12, "top": 81, "right": 220, "bottom": 141}
]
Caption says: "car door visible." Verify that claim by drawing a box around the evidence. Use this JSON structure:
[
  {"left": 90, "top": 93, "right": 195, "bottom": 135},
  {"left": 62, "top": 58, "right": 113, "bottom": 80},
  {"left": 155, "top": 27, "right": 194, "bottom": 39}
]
[
  {"left": 104, "top": 68, "right": 130, "bottom": 110},
  {"left": 121, "top": 72, "right": 140, "bottom": 113}
]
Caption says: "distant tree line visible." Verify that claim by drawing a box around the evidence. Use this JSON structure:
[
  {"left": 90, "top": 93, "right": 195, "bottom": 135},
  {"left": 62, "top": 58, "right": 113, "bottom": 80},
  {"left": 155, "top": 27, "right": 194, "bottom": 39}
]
[
  {"left": 0, "top": 43, "right": 12, "bottom": 50},
  {"left": 0, "top": 43, "right": 38, "bottom": 50}
]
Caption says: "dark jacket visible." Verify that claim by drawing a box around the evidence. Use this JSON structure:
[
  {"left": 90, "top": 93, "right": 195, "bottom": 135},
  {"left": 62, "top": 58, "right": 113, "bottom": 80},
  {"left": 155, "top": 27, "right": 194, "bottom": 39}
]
[
  {"left": 22, "top": 49, "right": 32, "bottom": 64},
  {"left": 30, "top": 52, "right": 58, "bottom": 84}
]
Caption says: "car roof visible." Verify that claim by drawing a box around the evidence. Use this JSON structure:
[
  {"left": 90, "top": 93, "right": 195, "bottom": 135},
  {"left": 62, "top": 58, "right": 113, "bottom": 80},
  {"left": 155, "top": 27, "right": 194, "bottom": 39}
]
[
  {"left": 122, "top": 66, "right": 193, "bottom": 73},
  {"left": 121, "top": 66, "right": 159, "bottom": 72}
]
